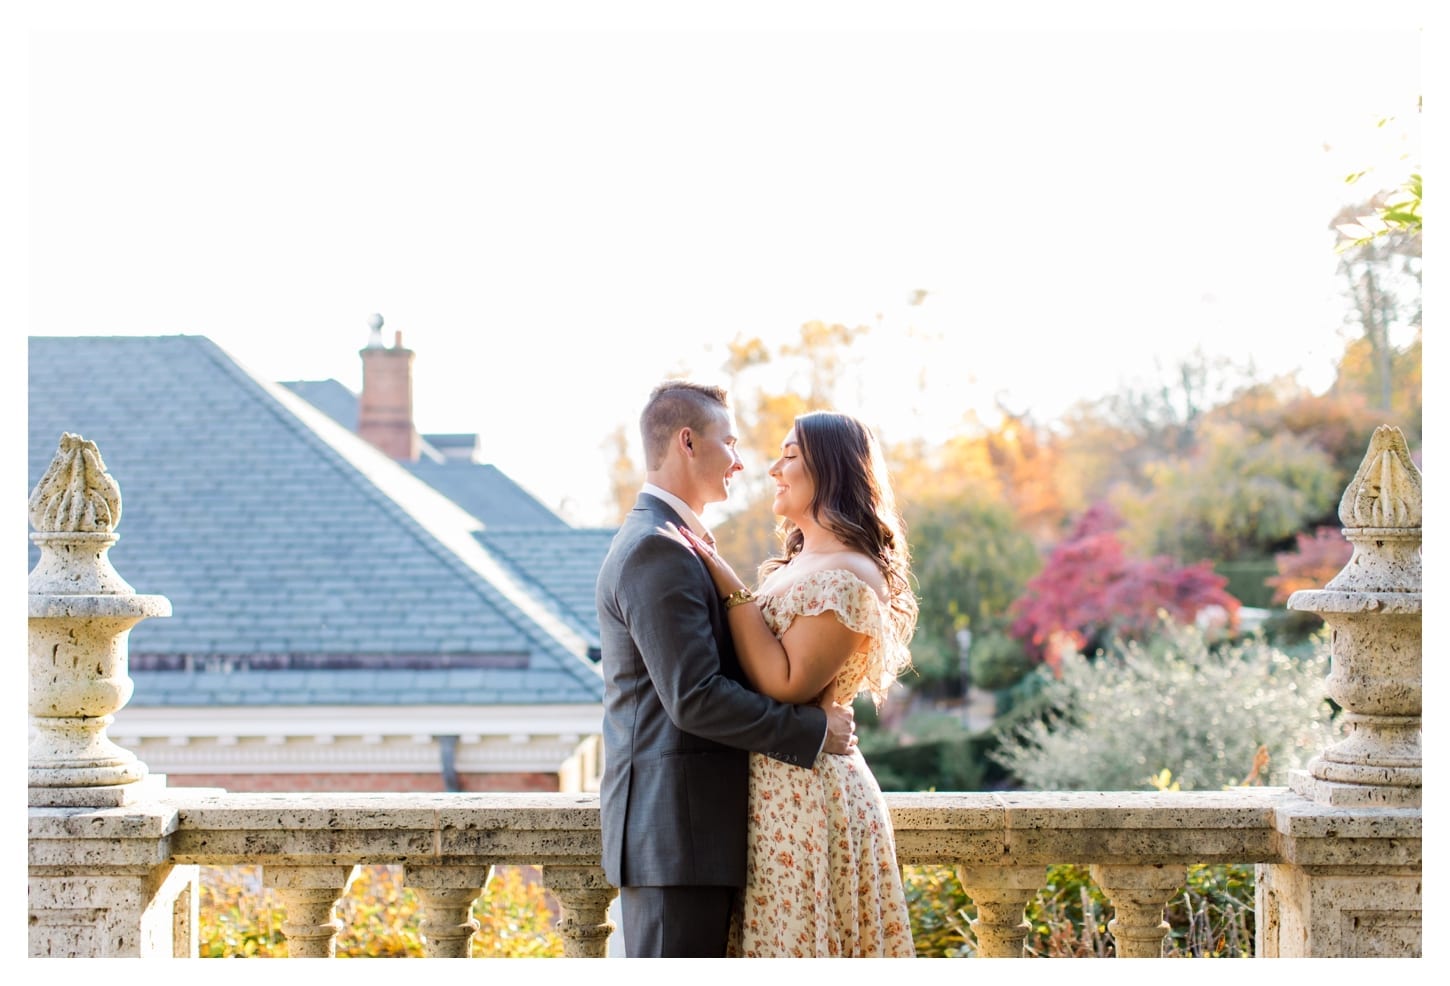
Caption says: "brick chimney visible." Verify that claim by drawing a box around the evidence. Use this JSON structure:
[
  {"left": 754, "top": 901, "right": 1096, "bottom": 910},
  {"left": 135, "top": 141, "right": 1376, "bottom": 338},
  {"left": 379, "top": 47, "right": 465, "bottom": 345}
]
[{"left": 357, "top": 314, "right": 420, "bottom": 461}]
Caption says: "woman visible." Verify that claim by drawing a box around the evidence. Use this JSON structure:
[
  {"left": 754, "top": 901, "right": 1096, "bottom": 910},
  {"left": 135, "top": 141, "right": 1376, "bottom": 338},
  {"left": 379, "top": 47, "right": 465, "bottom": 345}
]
[{"left": 675, "top": 410, "right": 918, "bottom": 957}]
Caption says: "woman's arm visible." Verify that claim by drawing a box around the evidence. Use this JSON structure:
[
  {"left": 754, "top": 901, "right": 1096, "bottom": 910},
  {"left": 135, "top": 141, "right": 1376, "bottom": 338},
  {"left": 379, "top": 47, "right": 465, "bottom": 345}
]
[{"left": 674, "top": 525, "right": 866, "bottom": 704}]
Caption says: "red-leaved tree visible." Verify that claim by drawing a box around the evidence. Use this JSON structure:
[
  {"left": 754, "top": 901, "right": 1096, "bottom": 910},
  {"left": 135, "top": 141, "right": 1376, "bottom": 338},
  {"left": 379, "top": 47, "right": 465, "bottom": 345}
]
[
  {"left": 1008, "top": 502, "right": 1241, "bottom": 670},
  {"left": 1266, "top": 526, "right": 1353, "bottom": 604}
]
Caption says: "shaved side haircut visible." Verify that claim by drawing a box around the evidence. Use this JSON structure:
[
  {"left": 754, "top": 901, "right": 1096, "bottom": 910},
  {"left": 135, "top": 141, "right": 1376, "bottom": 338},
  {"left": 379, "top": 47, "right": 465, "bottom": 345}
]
[{"left": 640, "top": 381, "right": 730, "bottom": 470}]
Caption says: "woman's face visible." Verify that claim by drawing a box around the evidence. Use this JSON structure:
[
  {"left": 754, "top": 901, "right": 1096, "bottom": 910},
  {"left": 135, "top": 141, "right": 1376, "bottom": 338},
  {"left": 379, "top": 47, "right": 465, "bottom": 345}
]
[{"left": 768, "top": 426, "right": 815, "bottom": 522}]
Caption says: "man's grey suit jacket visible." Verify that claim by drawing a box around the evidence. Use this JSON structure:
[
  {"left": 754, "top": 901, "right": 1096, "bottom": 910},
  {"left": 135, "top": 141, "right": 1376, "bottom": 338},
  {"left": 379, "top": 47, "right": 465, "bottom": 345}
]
[{"left": 596, "top": 493, "right": 827, "bottom": 888}]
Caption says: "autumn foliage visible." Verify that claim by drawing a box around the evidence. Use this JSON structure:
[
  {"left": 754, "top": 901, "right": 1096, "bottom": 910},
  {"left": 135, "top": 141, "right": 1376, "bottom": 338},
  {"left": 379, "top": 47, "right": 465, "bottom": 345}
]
[
  {"left": 199, "top": 863, "right": 563, "bottom": 958},
  {"left": 1266, "top": 526, "right": 1353, "bottom": 604},
  {"left": 1007, "top": 502, "right": 1240, "bottom": 668}
]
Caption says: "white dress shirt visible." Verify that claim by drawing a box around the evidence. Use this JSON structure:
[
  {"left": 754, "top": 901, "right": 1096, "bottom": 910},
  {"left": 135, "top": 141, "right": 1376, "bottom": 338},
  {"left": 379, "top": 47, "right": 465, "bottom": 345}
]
[{"left": 640, "top": 482, "right": 715, "bottom": 545}]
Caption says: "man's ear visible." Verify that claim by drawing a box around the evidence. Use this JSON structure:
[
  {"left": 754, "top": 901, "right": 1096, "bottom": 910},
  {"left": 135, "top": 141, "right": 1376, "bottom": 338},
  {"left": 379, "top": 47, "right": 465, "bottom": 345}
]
[{"left": 680, "top": 429, "right": 694, "bottom": 454}]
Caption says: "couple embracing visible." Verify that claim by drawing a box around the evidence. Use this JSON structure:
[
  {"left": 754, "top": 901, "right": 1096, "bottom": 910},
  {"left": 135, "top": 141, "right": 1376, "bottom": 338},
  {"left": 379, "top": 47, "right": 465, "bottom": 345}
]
[{"left": 595, "top": 381, "right": 918, "bottom": 958}]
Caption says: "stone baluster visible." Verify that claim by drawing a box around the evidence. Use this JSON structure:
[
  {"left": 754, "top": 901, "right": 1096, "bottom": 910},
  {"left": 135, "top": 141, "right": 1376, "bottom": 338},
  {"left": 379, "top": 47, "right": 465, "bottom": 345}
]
[
  {"left": 405, "top": 864, "right": 491, "bottom": 958},
  {"left": 542, "top": 865, "right": 617, "bottom": 958},
  {"left": 1288, "top": 424, "right": 1422, "bottom": 808},
  {"left": 1091, "top": 863, "right": 1185, "bottom": 958},
  {"left": 265, "top": 865, "right": 358, "bottom": 958},
  {"left": 956, "top": 865, "right": 1042, "bottom": 957},
  {"left": 28, "top": 433, "right": 171, "bottom": 808}
]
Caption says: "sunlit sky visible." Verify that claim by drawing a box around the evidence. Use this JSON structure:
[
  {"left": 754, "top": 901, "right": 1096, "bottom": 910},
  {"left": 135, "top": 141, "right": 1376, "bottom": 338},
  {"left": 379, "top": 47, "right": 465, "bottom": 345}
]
[{"left": 18, "top": 4, "right": 1426, "bottom": 527}]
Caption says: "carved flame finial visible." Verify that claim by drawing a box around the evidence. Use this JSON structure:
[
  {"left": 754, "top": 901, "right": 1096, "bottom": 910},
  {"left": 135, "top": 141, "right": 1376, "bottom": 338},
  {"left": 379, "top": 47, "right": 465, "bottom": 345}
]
[
  {"left": 28, "top": 433, "right": 123, "bottom": 533},
  {"left": 1339, "top": 425, "right": 1421, "bottom": 529}
]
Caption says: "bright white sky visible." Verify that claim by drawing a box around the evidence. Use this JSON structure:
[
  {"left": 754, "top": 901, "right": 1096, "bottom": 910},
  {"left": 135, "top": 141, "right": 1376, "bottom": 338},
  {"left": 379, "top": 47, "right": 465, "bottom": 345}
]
[{"left": 18, "top": 3, "right": 1426, "bottom": 527}]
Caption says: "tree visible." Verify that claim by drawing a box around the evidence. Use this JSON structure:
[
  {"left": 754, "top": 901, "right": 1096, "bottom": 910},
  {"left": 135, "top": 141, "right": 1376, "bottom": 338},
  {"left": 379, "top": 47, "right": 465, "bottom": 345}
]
[
  {"left": 1265, "top": 526, "right": 1352, "bottom": 605},
  {"left": 1007, "top": 502, "right": 1239, "bottom": 666},
  {"left": 1331, "top": 192, "right": 1421, "bottom": 414},
  {"left": 1111, "top": 420, "right": 1339, "bottom": 564},
  {"left": 1331, "top": 99, "right": 1422, "bottom": 417},
  {"left": 1209, "top": 384, "right": 1408, "bottom": 495},
  {"left": 891, "top": 406, "right": 1068, "bottom": 546},
  {"left": 602, "top": 423, "right": 640, "bottom": 524},
  {"left": 906, "top": 493, "right": 1041, "bottom": 691},
  {"left": 1332, "top": 329, "right": 1422, "bottom": 443},
  {"left": 1050, "top": 350, "right": 1261, "bottom": 515},
  {"left": 981, "top": 407, "right": 1069, "bottom": 544}
]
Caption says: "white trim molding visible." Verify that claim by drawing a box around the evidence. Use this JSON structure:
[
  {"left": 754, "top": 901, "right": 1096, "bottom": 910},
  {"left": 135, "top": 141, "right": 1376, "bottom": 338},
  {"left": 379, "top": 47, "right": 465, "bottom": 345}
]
[{"left": 110, "top": 703, "right": 604, "bottom": 781}]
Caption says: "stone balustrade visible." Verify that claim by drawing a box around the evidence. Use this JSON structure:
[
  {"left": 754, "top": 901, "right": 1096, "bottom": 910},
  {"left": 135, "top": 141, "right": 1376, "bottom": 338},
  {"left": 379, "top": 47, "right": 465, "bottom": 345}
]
[
  {"left": 27, "top": 787, "right": 1423, "bottom": 957},
  {"left": 26, "top": 429, "right": 1423, "bottom": 958}
]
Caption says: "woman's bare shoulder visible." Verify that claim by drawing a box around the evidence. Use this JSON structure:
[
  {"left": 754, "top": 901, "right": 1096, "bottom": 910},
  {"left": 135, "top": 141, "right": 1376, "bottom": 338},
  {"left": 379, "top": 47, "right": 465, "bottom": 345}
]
[{"left": 820, "top": 552, "right": 887, "bottom": 599}]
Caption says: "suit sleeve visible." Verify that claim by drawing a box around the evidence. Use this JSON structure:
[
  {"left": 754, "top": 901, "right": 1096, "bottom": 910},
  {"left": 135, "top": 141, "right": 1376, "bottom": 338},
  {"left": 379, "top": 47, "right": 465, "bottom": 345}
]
[{"left": 618, "top": 531, "right": 827, "bottom": 766}]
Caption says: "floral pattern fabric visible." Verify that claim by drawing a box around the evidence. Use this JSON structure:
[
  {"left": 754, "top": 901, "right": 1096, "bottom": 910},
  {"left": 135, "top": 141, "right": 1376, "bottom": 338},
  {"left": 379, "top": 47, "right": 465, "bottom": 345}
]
[{"left": 727, "top": 568, "right": 915, "bottom": 957}]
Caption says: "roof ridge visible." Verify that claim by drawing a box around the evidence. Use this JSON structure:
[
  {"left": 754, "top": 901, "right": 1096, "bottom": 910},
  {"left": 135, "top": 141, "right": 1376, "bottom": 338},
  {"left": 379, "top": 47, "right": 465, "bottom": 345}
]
[{"left": 187, "top": 337, "right": 603, "bottom": 692}]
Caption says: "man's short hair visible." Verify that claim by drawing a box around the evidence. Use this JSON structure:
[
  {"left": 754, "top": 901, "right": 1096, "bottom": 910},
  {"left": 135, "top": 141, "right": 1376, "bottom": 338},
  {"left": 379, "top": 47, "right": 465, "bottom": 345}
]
[{"left": 640, "top": 381, "right": 729, "bottom": 470}]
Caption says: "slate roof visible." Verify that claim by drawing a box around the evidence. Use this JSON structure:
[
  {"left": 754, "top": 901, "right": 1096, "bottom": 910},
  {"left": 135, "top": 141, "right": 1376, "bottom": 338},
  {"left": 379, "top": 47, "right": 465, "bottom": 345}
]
[
  {"left": 280, "top": 379, "right": 569, "bottom": 529},
  {"left": 27, "top": 335, "right": 605, "bottom": 708},
  {"left": 408, "top": 461, "right": 568, "bottom": 530},
  {"left": 477, "top": 528, "right": 620, "bottom": 651}
]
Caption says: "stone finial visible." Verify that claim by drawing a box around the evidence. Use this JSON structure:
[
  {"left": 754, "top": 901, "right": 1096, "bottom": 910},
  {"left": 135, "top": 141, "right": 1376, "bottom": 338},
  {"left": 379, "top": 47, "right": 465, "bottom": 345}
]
[
  {"left": 1339, "top": 424, "right": 1421, "bottom": 529},
  {"left": 28, "top": 433, "right": 123, "bottom": 534},
  {"left": 1289, "top": 424, "right": 1422, "bottom": 808},
  {"left": 28, "top": 433, "right": 169, "bottom": 807}
]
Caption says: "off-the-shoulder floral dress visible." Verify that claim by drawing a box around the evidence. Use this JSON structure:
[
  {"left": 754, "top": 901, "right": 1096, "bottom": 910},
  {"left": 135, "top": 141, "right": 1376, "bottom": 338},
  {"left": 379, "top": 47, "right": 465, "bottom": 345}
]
[{"left": 727, "top": 568, "right": 915, "bottom": 957}]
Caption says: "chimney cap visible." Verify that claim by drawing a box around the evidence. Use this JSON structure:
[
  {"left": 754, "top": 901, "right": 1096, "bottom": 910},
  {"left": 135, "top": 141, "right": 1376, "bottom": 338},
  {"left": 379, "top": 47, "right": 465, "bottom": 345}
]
[{"left": 365, "top": 313, "right": 385, "bottom": 348}]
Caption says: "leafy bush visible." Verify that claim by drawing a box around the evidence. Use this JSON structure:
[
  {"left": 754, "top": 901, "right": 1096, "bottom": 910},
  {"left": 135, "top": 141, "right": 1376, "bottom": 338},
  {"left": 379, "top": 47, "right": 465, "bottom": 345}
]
[
  {"left": 199, "top": 863, "right": 562, "bottom": 957},
  {"left": 1212, "top": 558, "right": 1279, "bottom": 609},
  {"left": 864, "top": 734, "right": 996, "bottom": 793},
  {"left": 968, "top": 630, "right": 1034, "bottom": 691},
  {"left": 859, "top": 709, "right": 1003, "bottom": 792},
  {"left": 991, "top": 620, "right": 1337, "bottom": 791},
  {"left": 905, "top": 862, "right": 1256, "bottom": 957}
]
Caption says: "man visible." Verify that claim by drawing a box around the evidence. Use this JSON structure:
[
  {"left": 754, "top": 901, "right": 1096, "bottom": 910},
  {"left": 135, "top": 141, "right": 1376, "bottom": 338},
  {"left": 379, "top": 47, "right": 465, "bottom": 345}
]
[{"left": 596, "top": 381, "right": 857, "bottom": 957}]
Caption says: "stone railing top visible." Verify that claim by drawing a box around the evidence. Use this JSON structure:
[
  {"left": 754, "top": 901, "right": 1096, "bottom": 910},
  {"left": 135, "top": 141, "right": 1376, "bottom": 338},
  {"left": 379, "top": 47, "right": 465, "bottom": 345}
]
[
  {"left": 27, "top": 789, "right": 1422, "bottom": 878},
  {"left": 28, "top": 432, "right": 123, "bottom": 534},
  {"left": 33, "top": 787, "right": 1417, "bottom": 873},
  {"left": 1338, "top": 424, "right": 1421, "bottom": 530}
]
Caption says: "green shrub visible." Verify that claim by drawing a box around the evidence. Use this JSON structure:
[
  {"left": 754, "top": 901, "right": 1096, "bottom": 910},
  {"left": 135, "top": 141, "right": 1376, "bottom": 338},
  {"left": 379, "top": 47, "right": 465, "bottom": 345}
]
[
  {"left": 1213, "top": 558, "right": 1279, "bottom": 608},
  {"left": 991, "top": 619, "right": 1337, "bottom": 791},
  {"left": 968, "top": 631, "right": 1034, "bottom": 691},
  {"left": 859, "top": 709, "right": 1006, "bottom": 792},
  {"left": 864, "top": 735, "right": 993, "bottom": 792}
]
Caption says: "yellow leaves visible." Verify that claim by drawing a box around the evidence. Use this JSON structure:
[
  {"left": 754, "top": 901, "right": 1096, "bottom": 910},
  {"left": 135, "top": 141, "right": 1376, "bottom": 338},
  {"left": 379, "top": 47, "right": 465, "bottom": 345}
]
[
  {"left": 1149, "top": 768, "right": 1181, "bottom": 792},
  {"left": 780, "top": 319, "right": 868, "bottom": 361},
  {"left": 198, "top": 864, "right": 563, "bottom": 958},
  {"left": 725, "top": 336, "right": 772, "bottom": 373}
]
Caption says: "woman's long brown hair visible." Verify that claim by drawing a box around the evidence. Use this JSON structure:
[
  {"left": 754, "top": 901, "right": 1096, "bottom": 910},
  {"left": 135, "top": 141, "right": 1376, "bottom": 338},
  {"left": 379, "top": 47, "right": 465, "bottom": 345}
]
[{"left": 759, "top": 411, "right": 918, "bottom": 689}]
